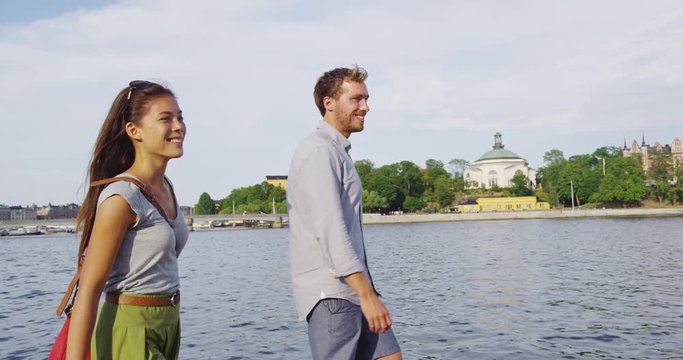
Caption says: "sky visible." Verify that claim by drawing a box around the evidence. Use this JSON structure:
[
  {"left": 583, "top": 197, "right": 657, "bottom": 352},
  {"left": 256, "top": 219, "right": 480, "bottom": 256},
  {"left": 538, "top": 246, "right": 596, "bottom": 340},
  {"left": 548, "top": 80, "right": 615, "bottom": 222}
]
[{"left": 1, "top": 0, "right": 682, "bottom": 207}]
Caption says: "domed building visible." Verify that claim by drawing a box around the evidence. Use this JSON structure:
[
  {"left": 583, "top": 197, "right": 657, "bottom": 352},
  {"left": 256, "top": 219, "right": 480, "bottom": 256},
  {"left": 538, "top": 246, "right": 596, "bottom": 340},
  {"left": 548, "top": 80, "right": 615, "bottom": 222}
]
[{"left": 464, "top": 133, "right": 537, "bottom": 190}]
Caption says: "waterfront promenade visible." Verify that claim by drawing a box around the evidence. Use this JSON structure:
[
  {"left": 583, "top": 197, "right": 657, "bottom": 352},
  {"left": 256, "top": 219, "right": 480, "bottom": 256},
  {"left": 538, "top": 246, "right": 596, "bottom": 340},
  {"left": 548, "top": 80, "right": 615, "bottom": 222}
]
[
  {"left": 2, "top": 208, "right": 682, "bottom": 230},
  {"left": 363, "top": 207, "right": 683, "bottom": 224}
]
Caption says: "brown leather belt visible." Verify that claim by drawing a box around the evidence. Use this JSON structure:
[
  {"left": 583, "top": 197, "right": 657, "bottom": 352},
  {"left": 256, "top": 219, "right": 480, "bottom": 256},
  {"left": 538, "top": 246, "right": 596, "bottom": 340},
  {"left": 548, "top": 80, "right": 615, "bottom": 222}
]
[{"left": 105, "top": 291, "right": 179, "bottom": 307}]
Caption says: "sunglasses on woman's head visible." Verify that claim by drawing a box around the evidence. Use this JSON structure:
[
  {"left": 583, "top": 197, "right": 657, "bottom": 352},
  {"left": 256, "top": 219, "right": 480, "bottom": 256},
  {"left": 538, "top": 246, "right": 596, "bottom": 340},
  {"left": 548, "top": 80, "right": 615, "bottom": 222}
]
[{"left": 127, "top": 80, "right": 153, "bottom": 100}]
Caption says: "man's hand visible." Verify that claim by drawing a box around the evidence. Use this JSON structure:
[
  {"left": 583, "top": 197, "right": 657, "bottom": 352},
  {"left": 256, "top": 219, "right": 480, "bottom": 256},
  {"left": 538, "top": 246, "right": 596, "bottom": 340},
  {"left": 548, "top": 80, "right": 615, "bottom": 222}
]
[
  {"left": 359, "top": 292, "right": 393, "bottom": 333},
  {"left": 344, "top": 272, "right": 393, "bottom": 333}
]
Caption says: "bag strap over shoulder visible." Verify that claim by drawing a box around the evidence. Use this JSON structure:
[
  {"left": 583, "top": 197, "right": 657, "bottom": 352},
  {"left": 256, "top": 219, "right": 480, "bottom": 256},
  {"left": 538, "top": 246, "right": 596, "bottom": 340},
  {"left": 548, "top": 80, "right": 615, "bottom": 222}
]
[
  {"left": 55, "top": 176, "right": 172, "bottom": 316},
  {"left": 91, "top": 176, "right": 171, "bottom": 223}
]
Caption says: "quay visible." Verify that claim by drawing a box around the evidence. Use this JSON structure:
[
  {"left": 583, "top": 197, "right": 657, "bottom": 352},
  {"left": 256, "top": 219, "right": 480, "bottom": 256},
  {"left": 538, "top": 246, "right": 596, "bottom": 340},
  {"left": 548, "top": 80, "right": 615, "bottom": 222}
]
[
  {"left": 2, "top": 208, "right": 682, "bottom": 236},
  {"left": 189, "top": 214, "right": 288, "bottom": 230},
  {"left": 362, "top": 207, "right": 683, "bottom": 224},
  {"left": 0, "top": 215, "right": 290, "bottom": 235}
]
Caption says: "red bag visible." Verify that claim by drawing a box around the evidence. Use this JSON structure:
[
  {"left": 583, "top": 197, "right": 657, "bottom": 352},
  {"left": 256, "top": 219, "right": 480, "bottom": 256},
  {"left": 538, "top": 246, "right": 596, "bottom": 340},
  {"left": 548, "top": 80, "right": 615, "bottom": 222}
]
[
  {"left": 48, "top": 316, "right": 70, "bottom": 359},
  {"left": 48, "top": 314, "right": 91, "bottom": 359},
  {"left": 50, "top": 269, "right": 91, "bottom": 359}
]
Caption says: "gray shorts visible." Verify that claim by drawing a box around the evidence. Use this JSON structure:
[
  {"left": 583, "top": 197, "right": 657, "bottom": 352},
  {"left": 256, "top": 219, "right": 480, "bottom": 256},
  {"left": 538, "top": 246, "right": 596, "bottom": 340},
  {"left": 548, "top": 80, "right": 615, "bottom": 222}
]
[{"left": 307, "top": 298, "right": 401, "bottom": 360}]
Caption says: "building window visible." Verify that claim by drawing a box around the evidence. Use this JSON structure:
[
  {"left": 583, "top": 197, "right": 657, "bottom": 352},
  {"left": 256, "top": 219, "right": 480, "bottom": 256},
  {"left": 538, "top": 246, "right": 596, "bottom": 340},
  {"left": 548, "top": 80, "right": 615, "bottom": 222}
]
[{"left": 487, "top": 170, "right": 498, "bottom": 188}]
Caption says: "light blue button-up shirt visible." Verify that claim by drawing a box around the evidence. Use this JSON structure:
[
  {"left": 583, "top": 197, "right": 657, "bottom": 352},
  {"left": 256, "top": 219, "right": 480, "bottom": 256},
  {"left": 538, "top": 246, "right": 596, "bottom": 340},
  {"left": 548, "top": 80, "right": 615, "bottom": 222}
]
[{"left": 287, "top": 121, "right": 373, "bottom": 321}]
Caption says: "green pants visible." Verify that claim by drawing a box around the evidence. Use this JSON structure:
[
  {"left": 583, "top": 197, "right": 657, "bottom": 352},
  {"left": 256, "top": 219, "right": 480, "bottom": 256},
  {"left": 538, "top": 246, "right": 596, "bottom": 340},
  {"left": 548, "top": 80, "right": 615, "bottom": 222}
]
[{"left": 92, "top": 294, "right": 180, "bottom": 360}]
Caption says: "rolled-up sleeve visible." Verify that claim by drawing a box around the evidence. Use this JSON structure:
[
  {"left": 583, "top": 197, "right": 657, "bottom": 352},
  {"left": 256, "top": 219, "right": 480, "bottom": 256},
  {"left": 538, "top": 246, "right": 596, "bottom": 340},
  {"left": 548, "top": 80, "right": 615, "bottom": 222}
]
[{"left": 293, "top": 145, "right": 365, "bottom": 278}]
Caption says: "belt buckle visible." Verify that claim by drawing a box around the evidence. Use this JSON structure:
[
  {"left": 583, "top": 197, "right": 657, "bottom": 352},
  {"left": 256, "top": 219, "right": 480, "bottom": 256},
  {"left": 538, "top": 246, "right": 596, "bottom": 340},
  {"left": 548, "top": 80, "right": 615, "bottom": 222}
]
[{"left": 170, "top": 292, "right": 177, "bottom": 307}]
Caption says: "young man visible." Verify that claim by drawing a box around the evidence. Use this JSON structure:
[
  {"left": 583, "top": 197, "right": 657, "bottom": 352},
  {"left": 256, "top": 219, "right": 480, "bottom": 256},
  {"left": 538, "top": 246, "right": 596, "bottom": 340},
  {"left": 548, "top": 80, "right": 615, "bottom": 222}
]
[{"left": 287, "top": 66, "right": 402, "bottom": 360}]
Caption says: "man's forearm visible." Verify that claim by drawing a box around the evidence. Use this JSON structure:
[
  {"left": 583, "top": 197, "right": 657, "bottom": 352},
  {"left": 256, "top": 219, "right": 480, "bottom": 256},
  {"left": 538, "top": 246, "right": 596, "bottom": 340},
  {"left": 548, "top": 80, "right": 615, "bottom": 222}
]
[{"left": 344, "top": 272, "right": 375, "bottom": 298}]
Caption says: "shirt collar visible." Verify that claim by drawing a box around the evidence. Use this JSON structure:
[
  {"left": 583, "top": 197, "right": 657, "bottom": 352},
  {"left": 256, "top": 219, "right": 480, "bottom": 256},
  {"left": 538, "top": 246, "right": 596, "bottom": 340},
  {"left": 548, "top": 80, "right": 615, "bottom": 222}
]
[{"left": 318, "top": 120, "right": 352, "bottom": 152}]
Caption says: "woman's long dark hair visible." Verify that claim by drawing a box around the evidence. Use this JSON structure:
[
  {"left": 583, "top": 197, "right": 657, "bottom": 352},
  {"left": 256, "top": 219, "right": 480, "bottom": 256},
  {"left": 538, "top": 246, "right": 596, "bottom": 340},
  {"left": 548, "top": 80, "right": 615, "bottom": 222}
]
[{"left": 76, "top": 82, "right": 175, "bottom": 265}]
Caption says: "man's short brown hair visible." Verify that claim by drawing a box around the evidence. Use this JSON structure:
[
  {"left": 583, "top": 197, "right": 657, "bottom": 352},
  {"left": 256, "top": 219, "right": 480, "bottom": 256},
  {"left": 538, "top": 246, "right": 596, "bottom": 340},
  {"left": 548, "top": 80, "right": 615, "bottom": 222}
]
[{"left": 313, "top": 65, "right": 368, "bottom": 116}]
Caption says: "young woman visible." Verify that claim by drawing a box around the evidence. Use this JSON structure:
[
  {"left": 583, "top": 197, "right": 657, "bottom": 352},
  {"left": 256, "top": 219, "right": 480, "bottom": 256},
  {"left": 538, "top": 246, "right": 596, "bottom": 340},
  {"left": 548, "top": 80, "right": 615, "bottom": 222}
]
[{"left": 65, "top": 80, "right": 189, "bottom": 359}]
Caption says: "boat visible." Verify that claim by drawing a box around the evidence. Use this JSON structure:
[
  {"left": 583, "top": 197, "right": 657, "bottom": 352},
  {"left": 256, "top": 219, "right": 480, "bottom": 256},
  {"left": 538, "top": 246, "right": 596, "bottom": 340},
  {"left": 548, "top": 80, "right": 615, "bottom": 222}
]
[{"left": 5, "top": 226, "right": 45, "bottom": 236}]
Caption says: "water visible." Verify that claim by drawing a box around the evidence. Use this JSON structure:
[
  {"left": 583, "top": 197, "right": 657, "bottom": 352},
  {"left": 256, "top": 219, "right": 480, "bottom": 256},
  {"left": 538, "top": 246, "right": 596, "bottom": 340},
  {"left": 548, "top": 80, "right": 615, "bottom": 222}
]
[{"left": 1, "top": 218, "right": 682, "bottom": 359}]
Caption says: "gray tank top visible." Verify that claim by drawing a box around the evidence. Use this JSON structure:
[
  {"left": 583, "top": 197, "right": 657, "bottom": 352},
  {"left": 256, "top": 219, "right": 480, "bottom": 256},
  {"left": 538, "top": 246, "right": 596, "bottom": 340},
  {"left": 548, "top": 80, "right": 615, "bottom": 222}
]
[{"left": 97, "top": 174, "right": 189, "bottom": 294}]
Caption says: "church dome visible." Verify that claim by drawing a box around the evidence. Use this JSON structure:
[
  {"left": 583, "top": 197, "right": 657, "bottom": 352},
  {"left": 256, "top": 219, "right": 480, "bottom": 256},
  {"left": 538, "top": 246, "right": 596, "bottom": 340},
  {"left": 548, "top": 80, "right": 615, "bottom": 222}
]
[
  {"left": 475, "top": 133, "right": 521, "bottom": 161},
  {"left": 477, "top": 148, "right": 521, "bottom": 161}
]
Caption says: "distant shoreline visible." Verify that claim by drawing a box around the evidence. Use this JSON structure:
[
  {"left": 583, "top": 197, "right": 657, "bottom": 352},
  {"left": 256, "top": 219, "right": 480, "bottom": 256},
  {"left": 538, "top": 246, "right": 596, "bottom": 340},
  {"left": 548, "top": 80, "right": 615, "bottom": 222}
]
[
  {"left": 3, "top": 207, "right": 683, "bottom": 231},
  {"left": 362, "top": 208, "right": 683, "bottom": 224}
]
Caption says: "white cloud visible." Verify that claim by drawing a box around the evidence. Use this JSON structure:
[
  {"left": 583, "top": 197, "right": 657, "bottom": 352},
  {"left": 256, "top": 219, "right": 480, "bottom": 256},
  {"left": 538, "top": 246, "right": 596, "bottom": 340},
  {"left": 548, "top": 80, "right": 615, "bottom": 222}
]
[{"left": 1, "top": 0, "right": 682, "bottom": 206}]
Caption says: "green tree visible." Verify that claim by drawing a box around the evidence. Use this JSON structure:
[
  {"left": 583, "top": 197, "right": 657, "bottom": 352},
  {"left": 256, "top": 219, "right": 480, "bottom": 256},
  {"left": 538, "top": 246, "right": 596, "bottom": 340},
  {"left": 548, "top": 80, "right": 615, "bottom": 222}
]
[
  {"left": 557, "top": 155, "right": 602, "bottom": 205},
  {"left": 539, "top": 153, "right": 600, "bottom": 206},
  {"left": 538, "top": 149, "right": 567, "bottom": 207},
  {"left": 195, "top": 192, "right": 215, "bottom": 215},
  {"left": 672, "top": 166, "right": 683, "bottom": 206},
  {"left": 273, "top": 200, "right": 288, "bottom": 214},
  {"left": 365, "top": 163, "right": 403, "bottom": 210},
  {"left": 236, "top": 203, "right": 263, "bottom": 215},
  {"left": 267, "top": 184, "right": 286, "bottom": 203},
  {"left": 592, "top": 146, "right": 622, "bottom": 159},
  {"left": 432, "top": 175, "right": 454, "bottom": 207},
  {"left": 647, "top": 152, "right": 671, "bottom": 204},
  {"left": 447, "top": 158, "right": 470, "bottom": 178},
  {"left": 424, "top": 159, "right": 450, "bottom": 191},
  {"left": 264, "top": 184, "right": 287, "bottom": 214},
  {"left": 398, "top": 161, "right": 425, "bottom": 198},
  {"left": 355, "top": 159, "right": 375, "bottom": 185},
  {"left": 220, "top": 182, "right": 283, "bottom": 214},
  {"left": 364, "top": 161, "right": 425, "bottom": 210},
  {"left": 589, "top": 155, "right": 646, "bottom": 207},
  {"left": 538, "top": 148, "right": 621, "bottom": 207},
  {"left": 452, "top": 176, "right": 465, "bottom": 192},
  {"left": 362, "top": 189, "right": 388, "bottom": 213},
  {"left": 403, "top": 196, "right": 425, "bottom": 212},
  {"left": 591, "top": 146, "right": 622, "bottom": 178},
  {"left": 509, "top": 172, "right": 534, "bottom": 196},
  {"left": 543, "top": 149, "right": 565, "bottom": 165}
]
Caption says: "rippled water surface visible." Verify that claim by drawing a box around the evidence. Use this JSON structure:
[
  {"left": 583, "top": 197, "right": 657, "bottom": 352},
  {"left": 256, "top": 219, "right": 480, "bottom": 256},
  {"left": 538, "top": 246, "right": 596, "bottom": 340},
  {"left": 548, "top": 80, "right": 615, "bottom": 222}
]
[{"left": 1, "top": 217, "right": 682, "bottom": 359}]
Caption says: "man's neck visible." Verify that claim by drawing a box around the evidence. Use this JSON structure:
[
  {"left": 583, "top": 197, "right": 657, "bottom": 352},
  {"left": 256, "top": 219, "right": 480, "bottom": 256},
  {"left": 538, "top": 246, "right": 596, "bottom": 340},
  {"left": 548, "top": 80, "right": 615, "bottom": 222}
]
[{"left": 323, "top": 117, "right": 350, "bottom": 138}]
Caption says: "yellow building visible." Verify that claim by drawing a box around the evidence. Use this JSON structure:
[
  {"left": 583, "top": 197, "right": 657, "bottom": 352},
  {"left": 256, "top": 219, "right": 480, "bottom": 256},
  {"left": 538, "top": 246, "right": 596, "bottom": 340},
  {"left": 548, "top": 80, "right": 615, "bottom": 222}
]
[
  {"left": 455, "top": 196, "right": 549, "bottom": 213},
  {"left": 265, "top": 175, "right": 288, "bottom": 189}
]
